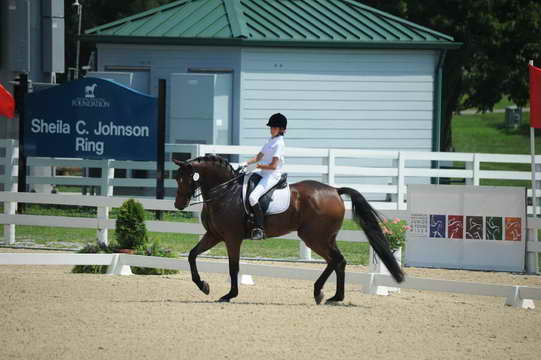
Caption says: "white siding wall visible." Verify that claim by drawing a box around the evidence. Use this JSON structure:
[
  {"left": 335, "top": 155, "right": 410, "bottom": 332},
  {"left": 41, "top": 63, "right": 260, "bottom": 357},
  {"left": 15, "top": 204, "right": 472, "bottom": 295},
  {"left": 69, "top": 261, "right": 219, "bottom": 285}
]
[
  {"left": 96, "top": 44, "right": 242, "bottom": 143},
  {"left": 240, "top": 48, "right": 437, "bottom": 190},
  {"left": 95, "top": 44, "right": 437, "bottom": 193},
  {"left": 240, "top": 48, "right": 436, "bottom": 151}
]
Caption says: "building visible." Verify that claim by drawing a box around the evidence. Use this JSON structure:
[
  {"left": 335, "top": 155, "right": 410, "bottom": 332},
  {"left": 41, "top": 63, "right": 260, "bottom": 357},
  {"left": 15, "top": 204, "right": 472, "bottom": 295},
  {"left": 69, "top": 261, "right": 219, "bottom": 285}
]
[{"left": 83, "top": 0, "right": 459, "bottom": 153}]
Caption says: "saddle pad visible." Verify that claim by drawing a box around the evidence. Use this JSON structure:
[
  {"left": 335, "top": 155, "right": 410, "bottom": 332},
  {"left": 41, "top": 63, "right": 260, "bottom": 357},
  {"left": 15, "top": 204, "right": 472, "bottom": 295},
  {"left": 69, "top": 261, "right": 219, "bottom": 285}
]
[
  {"left": 242, "top": 173, "right": 291, "bottom": 215},
  {"left": 266, "top": 183, "right": 290, "bottom": 215}
]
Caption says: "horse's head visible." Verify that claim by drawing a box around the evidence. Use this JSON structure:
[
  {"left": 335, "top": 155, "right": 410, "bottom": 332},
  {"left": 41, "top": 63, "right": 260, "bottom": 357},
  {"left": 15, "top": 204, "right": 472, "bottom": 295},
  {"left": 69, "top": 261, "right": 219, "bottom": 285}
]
[
  {"left": 173, "top": 159, "right": 200, "bottom": 210},
  {"left": 173, "top": 155, "right": 237, "bottom": 210}
]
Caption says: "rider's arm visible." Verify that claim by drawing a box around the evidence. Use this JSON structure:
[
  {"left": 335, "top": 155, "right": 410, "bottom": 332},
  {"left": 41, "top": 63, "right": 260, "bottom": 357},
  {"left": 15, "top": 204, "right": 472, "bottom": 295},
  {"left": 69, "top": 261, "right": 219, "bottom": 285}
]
[
  {"left": 245, "top": 152, "right": 263, "bottom": 165},
  {"left": 257, "top": 156, "right": 280, "bottom": 170}
]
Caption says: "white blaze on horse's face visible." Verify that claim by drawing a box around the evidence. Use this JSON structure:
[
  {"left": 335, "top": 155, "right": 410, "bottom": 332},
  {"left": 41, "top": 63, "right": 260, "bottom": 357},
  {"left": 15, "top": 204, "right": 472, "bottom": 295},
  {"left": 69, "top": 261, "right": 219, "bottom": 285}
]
[{"left": 174, "top": 161, "right": 194, "bottom": 210}]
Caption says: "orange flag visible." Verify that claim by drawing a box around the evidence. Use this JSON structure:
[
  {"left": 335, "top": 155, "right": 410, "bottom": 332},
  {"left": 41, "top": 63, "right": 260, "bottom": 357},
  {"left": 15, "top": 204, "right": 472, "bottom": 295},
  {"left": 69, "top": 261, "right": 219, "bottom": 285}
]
[
  {"left": 530, "top": 64, "right": 541, "bottom": 129},
  {"left": 0, "top": 84, "right": 15, "bottom": 119}
]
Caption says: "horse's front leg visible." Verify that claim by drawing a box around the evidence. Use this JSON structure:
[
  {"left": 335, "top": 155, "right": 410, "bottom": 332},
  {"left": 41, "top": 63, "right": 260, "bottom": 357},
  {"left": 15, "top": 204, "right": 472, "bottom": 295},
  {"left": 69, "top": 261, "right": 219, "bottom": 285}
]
[
  {"left": 218, "top": 238, "right": 242, "bottom": 302},
  {"left": 189, "top": 233, "right": 220, "bottom": 295}
]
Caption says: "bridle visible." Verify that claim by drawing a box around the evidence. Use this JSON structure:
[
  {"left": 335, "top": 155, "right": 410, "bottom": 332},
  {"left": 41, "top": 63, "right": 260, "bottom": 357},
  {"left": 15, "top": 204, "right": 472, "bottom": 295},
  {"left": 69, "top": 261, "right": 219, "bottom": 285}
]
[{"left": 179, "top": 167, "right": 246, "bottom": 206}]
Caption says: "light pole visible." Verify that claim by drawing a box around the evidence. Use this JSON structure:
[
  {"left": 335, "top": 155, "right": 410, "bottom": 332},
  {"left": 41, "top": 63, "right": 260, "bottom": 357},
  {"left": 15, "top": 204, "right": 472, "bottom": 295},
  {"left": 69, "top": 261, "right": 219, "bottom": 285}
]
[{"left": 73, "top": 0, "right": 83, "bottom": 80}]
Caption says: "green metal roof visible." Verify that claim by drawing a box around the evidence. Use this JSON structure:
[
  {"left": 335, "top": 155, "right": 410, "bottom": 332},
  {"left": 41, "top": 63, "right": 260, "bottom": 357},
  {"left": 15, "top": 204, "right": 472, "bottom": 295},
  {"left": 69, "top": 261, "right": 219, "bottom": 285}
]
[{"left": 83, "top": 0, "right": 459, "bottom": 49}]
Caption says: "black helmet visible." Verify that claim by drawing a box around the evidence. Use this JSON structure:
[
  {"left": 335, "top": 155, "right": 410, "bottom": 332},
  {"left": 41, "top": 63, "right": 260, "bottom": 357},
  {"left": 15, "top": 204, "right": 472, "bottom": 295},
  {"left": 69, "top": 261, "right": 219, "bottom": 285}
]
[{"left": 266, "top": 113, "right": 287, "bottom": 129}]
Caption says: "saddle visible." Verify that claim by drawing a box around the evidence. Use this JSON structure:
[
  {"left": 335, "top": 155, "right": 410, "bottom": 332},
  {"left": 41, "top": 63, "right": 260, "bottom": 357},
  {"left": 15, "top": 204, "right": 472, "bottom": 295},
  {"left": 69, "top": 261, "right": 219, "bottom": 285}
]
[{"left": 243, "top": 172, "right": 288, "bottom": 216}]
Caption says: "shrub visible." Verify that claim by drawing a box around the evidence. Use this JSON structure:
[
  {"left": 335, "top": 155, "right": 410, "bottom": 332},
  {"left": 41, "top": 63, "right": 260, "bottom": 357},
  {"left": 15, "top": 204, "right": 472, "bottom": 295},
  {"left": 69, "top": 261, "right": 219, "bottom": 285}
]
[
  {"left": 132, "top": 239, "right": 178, "bottom": 275},
  {"left": 115, "top": 199, "right": 148, "bottom": 249},
  {"left": 72, "top": 242, "right": 112, "bottom": 274},
  {"left": 72, "top": 240, "right": 178, "bottom": 275}
]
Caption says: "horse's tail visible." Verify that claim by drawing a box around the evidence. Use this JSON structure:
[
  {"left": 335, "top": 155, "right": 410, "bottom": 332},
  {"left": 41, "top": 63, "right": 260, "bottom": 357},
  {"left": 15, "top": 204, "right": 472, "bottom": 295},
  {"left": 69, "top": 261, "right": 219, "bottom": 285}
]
[{"left": 337, "top": 187, "right": 404, "bottom": 283}]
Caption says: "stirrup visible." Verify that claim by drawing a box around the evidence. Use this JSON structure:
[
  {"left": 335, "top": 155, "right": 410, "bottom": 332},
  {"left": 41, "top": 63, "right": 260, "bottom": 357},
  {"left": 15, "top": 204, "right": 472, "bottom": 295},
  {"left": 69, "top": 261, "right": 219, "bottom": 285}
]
[{"left": 251, "top": 228, "right": 266, "bottom": 240}]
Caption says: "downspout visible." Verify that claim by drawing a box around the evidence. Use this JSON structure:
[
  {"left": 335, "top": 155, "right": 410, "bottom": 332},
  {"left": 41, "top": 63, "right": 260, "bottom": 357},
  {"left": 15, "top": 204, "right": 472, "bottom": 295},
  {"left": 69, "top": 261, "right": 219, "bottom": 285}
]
[
  {"left": 432, "top": 49, "right": 447, "bottom": 152},
  {"left": 432, "top": 49, "right": 447, "bottom": 184}
]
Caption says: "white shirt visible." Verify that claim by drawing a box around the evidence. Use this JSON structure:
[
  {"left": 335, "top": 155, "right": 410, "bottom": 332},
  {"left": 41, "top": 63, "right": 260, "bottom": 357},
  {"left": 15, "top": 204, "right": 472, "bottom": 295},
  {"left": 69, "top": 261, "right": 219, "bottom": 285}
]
[{"left": 259, "top": 135, "right": 285, "bottom": 174}]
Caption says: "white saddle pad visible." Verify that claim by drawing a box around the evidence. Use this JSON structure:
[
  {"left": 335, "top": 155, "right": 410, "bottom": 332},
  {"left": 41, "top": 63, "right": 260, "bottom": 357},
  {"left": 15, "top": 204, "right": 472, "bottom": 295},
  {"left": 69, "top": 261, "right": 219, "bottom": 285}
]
[{"left": 242, "top": 174, "right": 291, "bottom": 215}]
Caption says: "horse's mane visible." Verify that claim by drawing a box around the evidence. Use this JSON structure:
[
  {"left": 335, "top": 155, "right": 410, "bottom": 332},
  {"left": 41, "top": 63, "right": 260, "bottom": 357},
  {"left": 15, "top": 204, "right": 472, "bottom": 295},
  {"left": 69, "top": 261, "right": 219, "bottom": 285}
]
[{"left": 189, "top": 155, "right": 235, "bottom": 177}]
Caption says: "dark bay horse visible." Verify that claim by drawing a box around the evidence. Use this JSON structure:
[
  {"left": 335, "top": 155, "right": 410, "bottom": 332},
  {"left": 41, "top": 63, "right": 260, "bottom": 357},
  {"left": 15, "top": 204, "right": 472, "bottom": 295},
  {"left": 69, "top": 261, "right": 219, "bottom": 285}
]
[{"left": 173, "top": 155, "right": 404, "bottom": 304}]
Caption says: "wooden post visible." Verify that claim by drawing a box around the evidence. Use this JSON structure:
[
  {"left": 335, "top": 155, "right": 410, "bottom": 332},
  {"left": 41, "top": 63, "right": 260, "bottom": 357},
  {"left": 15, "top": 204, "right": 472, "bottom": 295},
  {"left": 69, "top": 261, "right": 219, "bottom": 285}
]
[
  {"left": 4, "top": 140, "right": 18, "bottom": 244},
  {"left": 16, "top": 73, "right": 28, "bottom": 213},
  {"left": 97, "top": 159, "right": 114, "bottom": 245},
  {"left": 155, "top": 79, "right": 166, "bottom": 220},
  {"left": 527, "top": 59, "right": 539, "bottom": 273}
]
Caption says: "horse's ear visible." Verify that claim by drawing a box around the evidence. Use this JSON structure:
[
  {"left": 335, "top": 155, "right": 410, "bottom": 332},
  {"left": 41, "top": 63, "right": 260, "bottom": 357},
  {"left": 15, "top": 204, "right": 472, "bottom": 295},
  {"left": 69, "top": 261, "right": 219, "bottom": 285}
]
[{"left": 173, "top": 159, "right": 184, "bottom": 166}]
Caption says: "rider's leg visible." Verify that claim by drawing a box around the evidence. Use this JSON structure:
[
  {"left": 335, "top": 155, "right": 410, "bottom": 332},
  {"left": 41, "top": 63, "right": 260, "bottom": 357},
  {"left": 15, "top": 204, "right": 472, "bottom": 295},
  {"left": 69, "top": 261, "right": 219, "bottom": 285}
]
[
  {"left": 250, "top": 201, "right": 266, "bottom": 240},
  {"left": 248, "top": 173, "right": 280, "bottom": 240}
]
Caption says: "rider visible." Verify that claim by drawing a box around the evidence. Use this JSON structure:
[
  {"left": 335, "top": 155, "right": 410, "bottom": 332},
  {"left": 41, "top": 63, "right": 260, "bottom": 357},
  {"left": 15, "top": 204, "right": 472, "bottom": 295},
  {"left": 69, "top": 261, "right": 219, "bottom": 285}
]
[{"left": 242, "top": 113, "right": 287, "bottom": 240}]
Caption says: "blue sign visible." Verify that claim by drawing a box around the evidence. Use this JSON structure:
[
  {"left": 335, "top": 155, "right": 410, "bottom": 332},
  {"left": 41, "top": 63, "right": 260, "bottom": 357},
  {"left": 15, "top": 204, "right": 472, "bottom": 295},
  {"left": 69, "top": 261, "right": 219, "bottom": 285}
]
[{"left": 24, "top": 77, "right": 157, "bottom": 160}]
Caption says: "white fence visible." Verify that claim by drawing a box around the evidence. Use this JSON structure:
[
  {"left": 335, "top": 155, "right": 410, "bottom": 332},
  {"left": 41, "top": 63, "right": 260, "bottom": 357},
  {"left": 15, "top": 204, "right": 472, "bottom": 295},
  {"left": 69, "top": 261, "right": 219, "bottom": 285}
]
[
  {"left": 2, "top": 139, "right": 541, "bottom": 211},
  {"left": 0, "top": 139, "right": 539, "bottom": 272}
]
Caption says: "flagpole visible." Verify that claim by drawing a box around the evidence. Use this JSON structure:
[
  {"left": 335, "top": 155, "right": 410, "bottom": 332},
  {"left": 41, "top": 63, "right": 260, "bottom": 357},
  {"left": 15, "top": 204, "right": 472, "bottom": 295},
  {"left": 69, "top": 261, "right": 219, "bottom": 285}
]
[
  {"left": 531, "top": 60, "right": 537, "bottom": 218},
  {"left": 528, "top": 59, "right": 539, "bottom": 274}
]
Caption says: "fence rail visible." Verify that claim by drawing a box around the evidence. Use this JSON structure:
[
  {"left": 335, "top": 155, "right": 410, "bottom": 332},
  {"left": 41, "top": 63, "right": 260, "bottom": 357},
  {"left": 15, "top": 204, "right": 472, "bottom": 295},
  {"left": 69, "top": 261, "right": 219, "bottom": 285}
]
[
  {"left": 0, "top": 252, "right": 537, "bottom": 309},
  {"left": 0, "top": 140, "right": 539, "bottom": 271},
  {"left": 2, "top": 140, "right": 541, "bottom": 208}
]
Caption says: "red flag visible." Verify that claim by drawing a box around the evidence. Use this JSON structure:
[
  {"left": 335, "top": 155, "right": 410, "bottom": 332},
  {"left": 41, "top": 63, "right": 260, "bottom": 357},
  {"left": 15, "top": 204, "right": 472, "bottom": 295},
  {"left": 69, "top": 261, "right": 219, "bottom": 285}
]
[
  {"left": 530, "top": 64, "right": 541, "bottom": 128},
  {"left": 0, "top": 84, "right": 15, "bottom": 119}
]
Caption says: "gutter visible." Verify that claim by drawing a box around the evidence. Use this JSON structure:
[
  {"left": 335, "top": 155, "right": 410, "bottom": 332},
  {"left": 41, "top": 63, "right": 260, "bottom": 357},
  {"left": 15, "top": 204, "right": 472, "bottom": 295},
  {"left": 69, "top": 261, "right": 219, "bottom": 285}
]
[
  {"left": 432, "top": 49, "right": 447, "bottom": 184},
  {"left": 432, "top": 49, "right": 447, "bottom": 152},
  {"left": 80, "top": 35, "right": 462, "bottom": 51}
]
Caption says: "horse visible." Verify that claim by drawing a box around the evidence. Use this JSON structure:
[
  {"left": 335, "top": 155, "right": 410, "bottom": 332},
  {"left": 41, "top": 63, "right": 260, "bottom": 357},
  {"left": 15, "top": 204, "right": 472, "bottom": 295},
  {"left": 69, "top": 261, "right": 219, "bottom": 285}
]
[{"left": 173, "top": 155, "right": 404, "bottom": 304}]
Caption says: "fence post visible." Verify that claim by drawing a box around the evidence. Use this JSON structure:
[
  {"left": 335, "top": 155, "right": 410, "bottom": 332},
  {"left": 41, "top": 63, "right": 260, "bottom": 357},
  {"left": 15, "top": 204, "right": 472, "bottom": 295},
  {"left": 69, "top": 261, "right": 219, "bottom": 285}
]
[
  {"left": 97, "top": 159, "right": 114, "bottom": 246},
  {"left": 397, "top": 152, "right": 405, "bottom": 210},
  {"left": 391, "top": 152, "right": 405, "bottom": 210},
  {"left": 526, "top": 227, "right": 539, "bottom": 274},
  {"left": 3, "top": 140, "right": 18, "bottom": 244},
  {"left": 465, "top": 155, "right": 473, "bottom": 185},
  {"left": 473, "top": 153, "right": 480, "bottom": 186}
]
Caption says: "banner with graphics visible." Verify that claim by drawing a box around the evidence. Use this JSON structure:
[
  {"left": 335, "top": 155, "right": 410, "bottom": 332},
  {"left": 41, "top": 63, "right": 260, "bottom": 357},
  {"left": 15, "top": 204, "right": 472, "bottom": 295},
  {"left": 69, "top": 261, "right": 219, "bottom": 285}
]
[
  {"left": 24, "top": 78, "right": 157, "bottom": 160},
  {"left": 405, "top": 185, "right": 526, "bottom": 272}
]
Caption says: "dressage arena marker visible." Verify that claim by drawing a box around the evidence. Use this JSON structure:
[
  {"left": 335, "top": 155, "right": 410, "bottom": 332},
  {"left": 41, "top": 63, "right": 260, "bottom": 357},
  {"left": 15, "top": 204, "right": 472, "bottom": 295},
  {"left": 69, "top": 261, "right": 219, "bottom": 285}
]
[{"left": 0, "top": 252, "right": 538, "bottom": 309}]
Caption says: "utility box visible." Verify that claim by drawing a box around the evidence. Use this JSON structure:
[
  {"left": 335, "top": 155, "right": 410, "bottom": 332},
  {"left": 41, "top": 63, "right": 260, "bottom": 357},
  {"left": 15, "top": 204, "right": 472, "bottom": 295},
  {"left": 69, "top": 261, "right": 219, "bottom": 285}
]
[
  {"left": 169, "top": 73, "right": 233, "bottom": 145},
  {"left": 505, "top": 106, "right": 522, "bottom": 129}
]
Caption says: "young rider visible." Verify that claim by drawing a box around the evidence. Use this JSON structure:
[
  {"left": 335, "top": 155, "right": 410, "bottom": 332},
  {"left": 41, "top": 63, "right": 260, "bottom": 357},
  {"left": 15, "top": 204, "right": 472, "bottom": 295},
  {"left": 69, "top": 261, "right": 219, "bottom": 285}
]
[{"left": 241, "top": 113, "right": 287, "bottom": 240}]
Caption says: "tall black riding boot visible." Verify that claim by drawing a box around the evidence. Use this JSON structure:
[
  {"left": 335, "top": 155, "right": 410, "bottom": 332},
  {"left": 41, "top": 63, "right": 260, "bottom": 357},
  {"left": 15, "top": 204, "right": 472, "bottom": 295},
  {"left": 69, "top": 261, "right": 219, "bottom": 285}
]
[{"left": 251, "top": 203, "right": 266, "bottom": 240}]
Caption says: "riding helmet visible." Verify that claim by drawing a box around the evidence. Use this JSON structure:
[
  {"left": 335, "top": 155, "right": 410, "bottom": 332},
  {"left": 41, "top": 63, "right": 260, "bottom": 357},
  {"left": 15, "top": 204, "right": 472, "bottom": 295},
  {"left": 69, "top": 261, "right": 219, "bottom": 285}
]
[{"left": 266, "top": 113, "right": 287, "bottom": 129}]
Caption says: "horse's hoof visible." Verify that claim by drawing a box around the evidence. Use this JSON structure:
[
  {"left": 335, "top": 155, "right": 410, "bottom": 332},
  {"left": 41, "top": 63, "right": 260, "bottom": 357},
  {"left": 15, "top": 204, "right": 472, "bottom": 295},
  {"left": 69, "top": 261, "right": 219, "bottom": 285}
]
[
  {"left": 200, "top": 281, "right": 210, "bottom": 295},
  {"left": 314, "top": 291, "right": 324, "bottom": 305},
  {"left": 325, "top": 296, "right": 344, "bottom": 304},
  {"left": 217, "top": 297, "right": 231, "bottom": 303}
]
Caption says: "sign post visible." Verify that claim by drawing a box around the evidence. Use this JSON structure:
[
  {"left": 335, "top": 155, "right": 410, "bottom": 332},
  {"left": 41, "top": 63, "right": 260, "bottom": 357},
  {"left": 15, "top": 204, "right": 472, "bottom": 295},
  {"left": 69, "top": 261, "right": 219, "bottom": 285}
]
[
  {"left": 16, "top": 73, "right": 29, "bottom": 213},
  {"left": 155, "top": 79, "right": 166, "bottom": 220}
]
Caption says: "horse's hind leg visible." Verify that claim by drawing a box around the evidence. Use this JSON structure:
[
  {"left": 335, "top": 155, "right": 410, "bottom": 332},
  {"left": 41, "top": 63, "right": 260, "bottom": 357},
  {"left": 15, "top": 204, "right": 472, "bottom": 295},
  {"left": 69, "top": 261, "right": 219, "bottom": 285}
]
[
  {"left": 189, "top": 233, "right": 220, "bottom": 295},
  {"left": 299, "top": 231, "right": 342, "bottom": 305},
  {"left": 325, "top": 247, "right": 347, "bottom": 303}
]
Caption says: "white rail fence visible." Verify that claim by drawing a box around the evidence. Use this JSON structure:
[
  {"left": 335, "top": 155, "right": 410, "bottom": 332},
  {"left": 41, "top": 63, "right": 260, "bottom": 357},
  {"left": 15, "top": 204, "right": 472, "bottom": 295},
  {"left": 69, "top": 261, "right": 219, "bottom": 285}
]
[
  {"left": 2, "top": 139, "right": 541, "bottom": 212},
  {"left": 0, "top": 139, "right": 539, "bottom": 271},
  {"left": 0, "top": 252, "right": 538, "bottom": 309}
]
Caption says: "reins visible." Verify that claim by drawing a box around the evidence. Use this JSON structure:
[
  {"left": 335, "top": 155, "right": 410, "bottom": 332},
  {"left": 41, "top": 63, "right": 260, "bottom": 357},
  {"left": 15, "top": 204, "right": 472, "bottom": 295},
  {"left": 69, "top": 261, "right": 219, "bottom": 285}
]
[{"left": 187, "top": 168, "right": 246, "bottom": 206}]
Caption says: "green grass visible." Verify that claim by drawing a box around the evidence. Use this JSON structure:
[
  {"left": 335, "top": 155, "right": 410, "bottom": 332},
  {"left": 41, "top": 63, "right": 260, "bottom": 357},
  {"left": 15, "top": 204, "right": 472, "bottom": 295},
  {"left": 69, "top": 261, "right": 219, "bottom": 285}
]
[
  {"left": 2, "top": 203, "right": 370, "bottom": 264},
  {"left": 452, "top": 111, "right": 538, "bottom": 187}
]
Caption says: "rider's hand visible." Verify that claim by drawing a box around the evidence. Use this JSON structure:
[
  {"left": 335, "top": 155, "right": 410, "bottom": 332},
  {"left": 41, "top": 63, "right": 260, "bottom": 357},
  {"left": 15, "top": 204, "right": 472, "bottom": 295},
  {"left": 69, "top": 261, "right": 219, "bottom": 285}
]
[{"left": 239, "top": 162, "right": 248, "bottom": 171}]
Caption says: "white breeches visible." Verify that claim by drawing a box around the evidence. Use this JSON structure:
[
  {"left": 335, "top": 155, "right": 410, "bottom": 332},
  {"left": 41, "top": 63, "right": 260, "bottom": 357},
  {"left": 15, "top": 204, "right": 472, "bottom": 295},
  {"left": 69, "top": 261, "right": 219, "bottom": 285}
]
[{"left": 249, "top": 171, "right": 282, "bottom": 207}]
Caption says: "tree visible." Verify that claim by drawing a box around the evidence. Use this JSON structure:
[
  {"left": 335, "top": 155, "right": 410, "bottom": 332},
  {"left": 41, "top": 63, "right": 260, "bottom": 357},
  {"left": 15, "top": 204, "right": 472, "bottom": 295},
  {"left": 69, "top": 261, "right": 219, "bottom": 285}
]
[
  {"left": 66, "top": 1, "right": 541, "bottom": 150},
  {"left": 361, "top": 0, "right": 541, "bottom": 150},
  {"left": 64, "top": 0, "right": 175, "bottom": 79}
]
